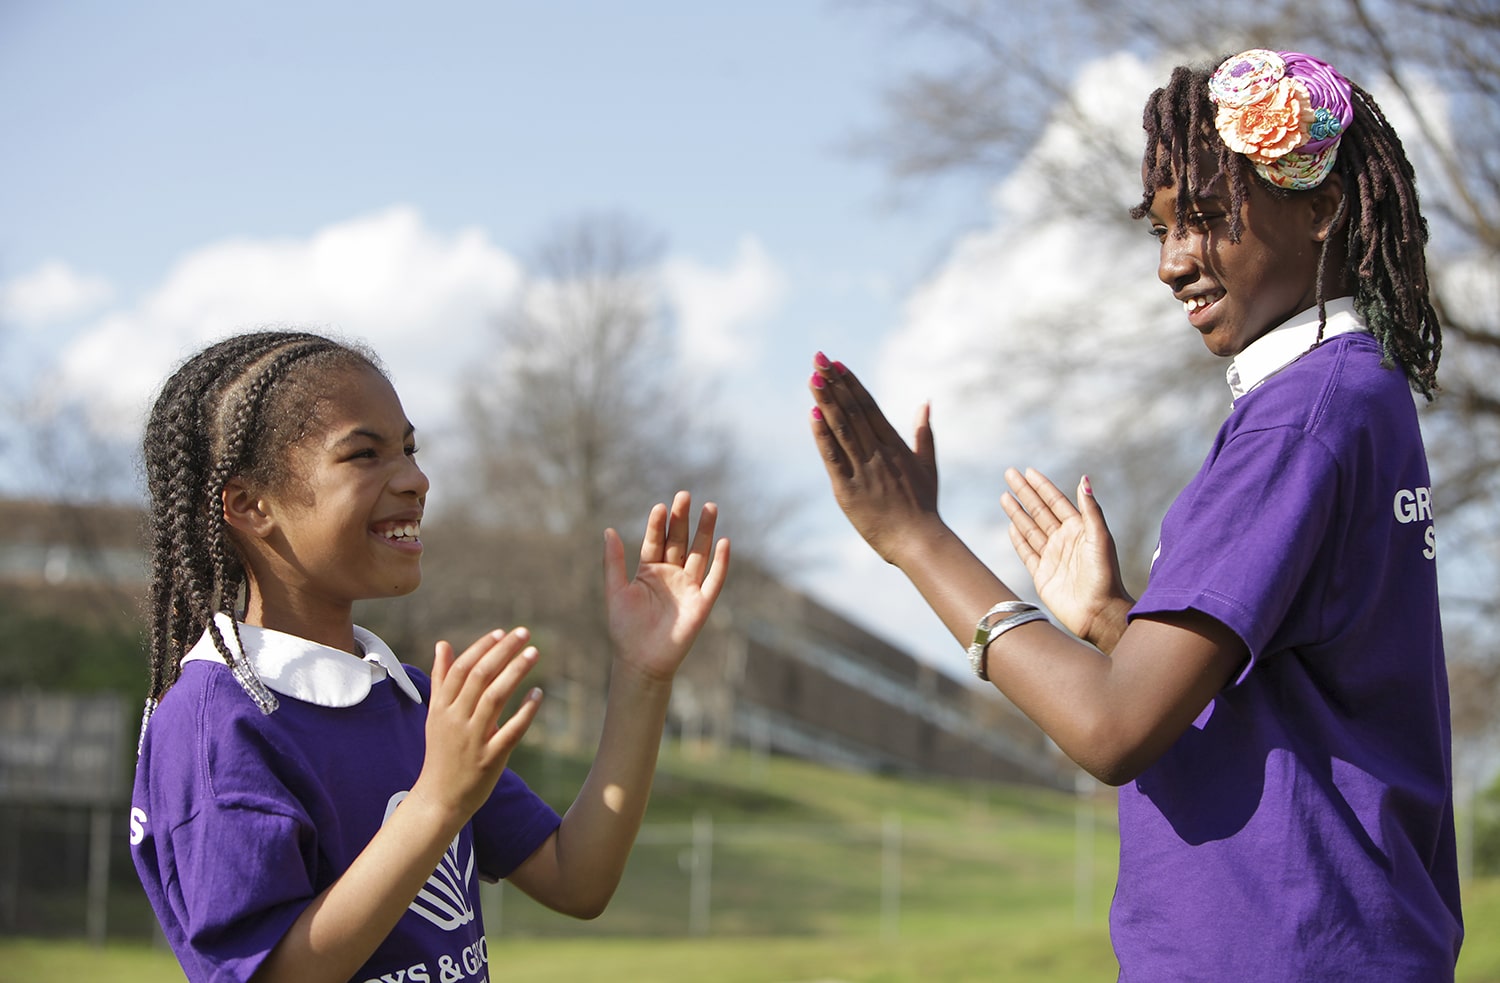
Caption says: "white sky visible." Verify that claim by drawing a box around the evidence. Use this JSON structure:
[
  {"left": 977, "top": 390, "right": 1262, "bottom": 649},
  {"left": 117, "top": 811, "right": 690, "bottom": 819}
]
[{"left": 0, "top": 2, "right": 1194, "bottom": 677}]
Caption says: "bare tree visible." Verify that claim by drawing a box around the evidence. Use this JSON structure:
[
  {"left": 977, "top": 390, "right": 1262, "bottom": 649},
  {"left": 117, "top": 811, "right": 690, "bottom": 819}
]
[{"left": 411, "top": 214, "right": 769, "bottom": 746}]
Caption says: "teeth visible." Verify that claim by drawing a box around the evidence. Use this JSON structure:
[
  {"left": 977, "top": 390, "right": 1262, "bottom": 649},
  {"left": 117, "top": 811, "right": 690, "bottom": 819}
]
[
  {"left": 1184, "top": 295, "right": 1217, "bottom": 314},
  {"left": 380, "top": 522, "right": 421, "bottom": 541}
]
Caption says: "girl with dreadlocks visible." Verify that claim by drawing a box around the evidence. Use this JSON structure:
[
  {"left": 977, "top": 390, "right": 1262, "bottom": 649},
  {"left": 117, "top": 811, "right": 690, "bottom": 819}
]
[
  {"left": 807, "top": 49, "right": 1460, "bottom": 978},
  {"left": 129, "top": 330, "right": 729, "bottom": 983}
]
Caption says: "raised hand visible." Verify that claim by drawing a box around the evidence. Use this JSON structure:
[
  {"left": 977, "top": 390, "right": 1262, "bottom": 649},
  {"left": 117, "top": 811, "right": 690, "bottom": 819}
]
[
  {"left": 807, "top": 353, "right": 942, "bottom": 564},
  {"left": 413, "top": 629, "right": 543, "bottom": 821},
  {"left": 603, "top": 491, "right": 730, "bottom": 681},
  {"left": 1002, "top": 469, "right": 1133, "bottom": 653},
  {"left": 495, "top": 492, "right": 729, "bottom": 918}
]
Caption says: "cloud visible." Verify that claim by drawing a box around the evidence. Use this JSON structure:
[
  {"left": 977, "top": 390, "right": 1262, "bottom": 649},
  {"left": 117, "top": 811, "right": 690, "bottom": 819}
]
[
  {"left": 40, "top": 206, "right": 524, "bottom": 440},
  {"left": 1, "top": 261, "right": 114, "bottom": 327},
  {"left": 31, "top": 211, "right": 797, "bottom": 454},
  {"left": 872, "top": 52, "right": 1171, "bottom": 483},
  {"left": 662, "top": 235, "right": 786, "bottom": 372},
  {"left": 9, "top": 208, "right": 810, "bottom": 533}
]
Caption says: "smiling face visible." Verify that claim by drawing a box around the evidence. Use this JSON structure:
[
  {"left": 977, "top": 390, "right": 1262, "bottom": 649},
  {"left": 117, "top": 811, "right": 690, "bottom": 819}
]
[
  {"left": 229, "top": 363, "right": 428, "bottom": 646},
  {"left": 1144, "top": 162, "right": 1345, "bottom": 358}
]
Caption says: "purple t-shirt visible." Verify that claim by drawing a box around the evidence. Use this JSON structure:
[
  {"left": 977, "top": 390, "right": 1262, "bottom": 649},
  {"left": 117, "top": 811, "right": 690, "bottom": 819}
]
[
  {"left": 130, "top": 623, "right": 561, "bottom": 983},
  {"left": 1118, "top": 332, "right": 1462, "bottom": 980}
]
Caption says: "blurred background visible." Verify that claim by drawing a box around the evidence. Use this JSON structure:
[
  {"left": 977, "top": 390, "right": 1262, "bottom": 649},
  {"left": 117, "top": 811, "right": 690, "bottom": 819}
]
[{"left": 2, "top": 1, "right": 1496, "bottom": 979}]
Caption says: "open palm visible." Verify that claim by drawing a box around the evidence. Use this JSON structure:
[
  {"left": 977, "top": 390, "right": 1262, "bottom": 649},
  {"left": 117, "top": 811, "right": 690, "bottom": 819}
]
[
  {"left": 1002, "top": 469, "right": 1131, "bottom": 649},
  {"left": 604, "top": 491, "right": 730, "bottom": 681}
]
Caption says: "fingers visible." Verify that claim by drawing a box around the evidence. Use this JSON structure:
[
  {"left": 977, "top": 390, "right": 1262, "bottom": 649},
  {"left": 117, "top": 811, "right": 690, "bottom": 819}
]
[
  {"left": 809, "top": 352, "right": 930, "bottom": 489},
  {"left": 491, "top": 685, "right": 543, "bottom": 753},
  {"left": 431, "top": 638, "right": 456, "bottom": 688},
  {"left": 628, "top": 492, "right": 724, "bottom": 579},
  {"left": 638, "top": 501, "right": 670, "bottom": 566},
  {"left": 1007, "top": 517, "right": 1040, "bottom": 575},
  {"left": 1004, "top": 467, "right": 1080, "bottom": 536},
  {"left": 698, "top": 535, "right": 732, "bottom": 604},
  {"left": 1003, "top": 468, "right": 1055, "bottom": 560},
  {"left": 682, "top": 501, "right": 721, "bottom": 582},
  {"left": 809, "top": 400, "right": 853, "bottom": 481},
  {"left": 818, "top": 355, "right": 909, "bottom": 454},
  {"left": 1077, "top": 474, "right": 1112, "bottom": 536},
  {"left": 1002, "top": 491, "right": 1038, "bottom": 559},
  {"left": 433, "top": 627, "right": 539, "bottom": 723},
  {"left": 662, "top": 490, "right": 693, "bottom": 566},
  {"left": 809, "top": 354, "right": 881, "bottom": 463},
  {"left": 1004, "top": 467, "right": 1097, "bottom": 567},
  {"left": 810, "top": 367, "right": 866, "bottom": 471}
]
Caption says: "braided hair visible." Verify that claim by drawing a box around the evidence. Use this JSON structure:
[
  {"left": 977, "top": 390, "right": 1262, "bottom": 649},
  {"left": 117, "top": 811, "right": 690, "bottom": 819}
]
[
  {"left": 1131, "top": 61, "right": 1442, "bottom": 398},
  {"left": 141, "top": 330, "right": 383, "bottom": 721}
]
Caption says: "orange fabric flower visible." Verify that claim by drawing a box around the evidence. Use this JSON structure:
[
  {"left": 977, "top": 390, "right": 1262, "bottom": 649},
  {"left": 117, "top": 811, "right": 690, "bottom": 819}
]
[{"left": 1214, "top": 76, "right": 1314, "bottom": 164}]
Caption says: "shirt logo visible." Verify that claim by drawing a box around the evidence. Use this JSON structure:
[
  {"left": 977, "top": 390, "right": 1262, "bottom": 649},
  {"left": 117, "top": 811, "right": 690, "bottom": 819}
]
[
  {"left": 1393, "top": 485, "right": 1437, "bottom": 560},
  {"left": 383, "top": 791, "right": 476, "bottom": 931}
]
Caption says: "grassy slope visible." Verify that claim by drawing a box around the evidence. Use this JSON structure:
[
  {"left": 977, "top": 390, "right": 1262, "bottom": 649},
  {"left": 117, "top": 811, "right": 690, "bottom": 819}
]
[{"left": 4, "top": 745, "right": 1496, "bottom": 982}]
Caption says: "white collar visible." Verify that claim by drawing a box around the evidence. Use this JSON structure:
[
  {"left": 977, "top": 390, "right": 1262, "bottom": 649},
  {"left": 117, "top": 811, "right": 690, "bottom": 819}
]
[
  {"left": 1226, "top": 297, "right": 1368, "bottom": 403},
  {"left": 182, "top": 613, "right": 423, "bottom": 708}
]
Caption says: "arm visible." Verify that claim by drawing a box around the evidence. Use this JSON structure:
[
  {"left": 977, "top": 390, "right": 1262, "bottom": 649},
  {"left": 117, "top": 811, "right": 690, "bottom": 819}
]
[
  {"left": 507, "top": 491, "right": 730, "bottom": 917},
  {"left": 808, "top": 356, "right": 1243, "bottom": 785},
  {"left": 252, "top": 630, "right": 542, "bottom": 983}
]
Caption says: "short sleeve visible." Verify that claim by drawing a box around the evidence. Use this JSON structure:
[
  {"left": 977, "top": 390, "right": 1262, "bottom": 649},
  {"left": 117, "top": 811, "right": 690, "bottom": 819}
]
[
  {"left": 166, "top": 801, "right": 314, "bottom": 982},
  {"left": 470, "top": 769, "right": 562, "bottom": 881},
  {"left": 134, "top": 675, "right": 320, "bottom": 983},
  {"left": 1133, "top": 425, "right": 1338, "bottom": 672}
]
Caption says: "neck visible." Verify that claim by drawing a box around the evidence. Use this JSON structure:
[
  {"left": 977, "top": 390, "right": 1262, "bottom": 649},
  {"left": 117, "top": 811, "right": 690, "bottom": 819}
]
[{"left": 242, "top": 583, "right": 358, "bottom": 654}]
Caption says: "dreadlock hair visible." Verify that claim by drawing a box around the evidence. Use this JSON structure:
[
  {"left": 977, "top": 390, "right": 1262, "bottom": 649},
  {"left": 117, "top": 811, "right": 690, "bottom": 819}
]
[
  {"left": 1130, "top": 61, "right": 1442, "bottom": 398},
  {"left": 141, "top": 330, "right": 384, "bottom": 720}
]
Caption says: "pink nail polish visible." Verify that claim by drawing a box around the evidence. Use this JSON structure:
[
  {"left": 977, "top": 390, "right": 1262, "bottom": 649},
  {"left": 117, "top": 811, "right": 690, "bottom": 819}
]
[
  {"left": 833, "top": 361, "right": 848, "bottom": 375},
  {"left": 814, "top": 351, "right": 831, "bottom": 370},
  {"left": 811, "top": 372, "right": 825, "bottom": 390},
  {"left": 1083, "top": 476, "right": 1093, "bottom": 496},
  {"left": 811, "top": 406, "right": 824, "bottom": 421}
]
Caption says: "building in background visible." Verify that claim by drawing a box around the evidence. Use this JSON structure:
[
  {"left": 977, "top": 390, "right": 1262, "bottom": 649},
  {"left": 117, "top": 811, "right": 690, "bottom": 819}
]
[{"left": 673, "top": 566, "right": 1064, "bottom": 787}]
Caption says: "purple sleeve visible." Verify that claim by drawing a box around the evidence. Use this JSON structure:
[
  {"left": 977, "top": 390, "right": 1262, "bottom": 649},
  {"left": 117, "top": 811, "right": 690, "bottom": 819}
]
[
  {"left": 133, "top": 681, "right": 318, "bottom": 983},
  {"left": 167, "top": 803, "right": 314, "bottom": 982},
  {"left": 1133, "top": 425, "right": 1338, "bottom": 677},
  {"left": 470, "top": 768, "right": 562, "bottom": 881}
]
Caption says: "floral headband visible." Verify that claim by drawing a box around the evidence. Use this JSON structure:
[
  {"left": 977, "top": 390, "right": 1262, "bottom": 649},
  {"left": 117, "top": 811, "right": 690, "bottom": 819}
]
[{"left": 1208, "top": 49, "right": 1354, "bottom": 190}]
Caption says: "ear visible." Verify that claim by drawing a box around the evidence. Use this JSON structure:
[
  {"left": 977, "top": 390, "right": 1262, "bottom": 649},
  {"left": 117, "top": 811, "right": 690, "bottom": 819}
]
[
  {"left": 222, "top": 478, "right": 275, "bottom": 539},
  {"left": 1308, "top": 173, "right": 1347, "bottom": 243}
]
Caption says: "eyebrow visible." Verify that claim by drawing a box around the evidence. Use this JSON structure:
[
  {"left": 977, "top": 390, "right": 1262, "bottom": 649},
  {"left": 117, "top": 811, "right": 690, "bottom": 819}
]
[
  {"left": 1147, "top": 189, "right": 1227, "bottom": 225},
  {"left": 329, "top": 423, "right": 416, "bottom": 449}
]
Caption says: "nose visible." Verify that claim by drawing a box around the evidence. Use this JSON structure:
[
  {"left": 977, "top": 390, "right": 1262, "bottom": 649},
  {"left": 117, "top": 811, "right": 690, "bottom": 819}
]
[
  {"left": 1157, "top": 227, "right": 1200, "bottom": 292},
  {"left": 395, "top": 453, "right": 430, "bottom": 500}
]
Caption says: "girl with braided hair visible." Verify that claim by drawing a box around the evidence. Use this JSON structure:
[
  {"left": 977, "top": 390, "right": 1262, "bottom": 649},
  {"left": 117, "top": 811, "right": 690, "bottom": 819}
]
[
  {"left": 807, "top": 49, "right": 1460, "bottom": 978},
  {"left": 129, "top": 330, "right": 730, "bottom": 983}
]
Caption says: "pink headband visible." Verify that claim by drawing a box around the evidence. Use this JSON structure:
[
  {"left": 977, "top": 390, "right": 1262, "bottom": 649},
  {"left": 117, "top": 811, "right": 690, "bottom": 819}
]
[{"left": 1207, "top": 49, "right": 1354, "bottom": 190}]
